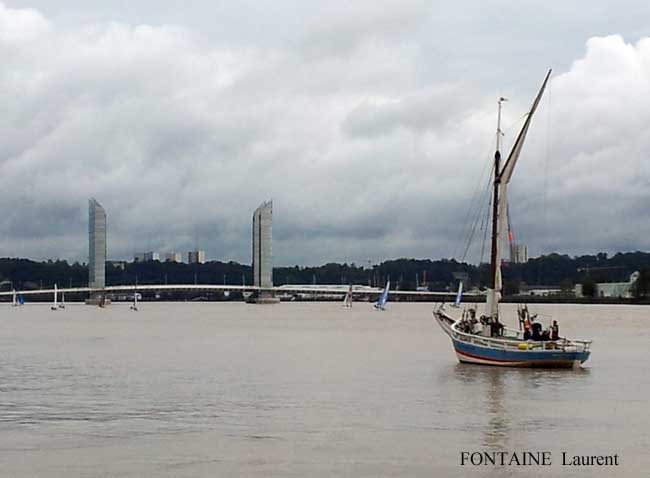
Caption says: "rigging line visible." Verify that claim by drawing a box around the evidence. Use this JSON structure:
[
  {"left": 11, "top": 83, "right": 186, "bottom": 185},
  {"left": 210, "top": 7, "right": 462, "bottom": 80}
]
[
  {"left": 460, "top": 168, "right": 492, "bottom": 262},
  {"left": 538, "top": 74, "right": 553, "bottom": 284},
  {"left": 454, "top": 109, "right": 527, "bottom": 262},
  {"left": 452, "top": 137, "right": 497, "bottom": 261},
  {"left": 461, "top": 167, "right": 493, "bottom": 263},
  {"left": 479, "top": 178, "right": 493, "bottom": 266},
  {"left": 472, "top": 170, "right": 494, "bottom": 264}
]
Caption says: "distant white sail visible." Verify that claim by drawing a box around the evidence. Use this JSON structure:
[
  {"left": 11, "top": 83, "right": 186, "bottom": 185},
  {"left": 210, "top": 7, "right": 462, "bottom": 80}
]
[
  {"left": 51, "top": 284, "right": 58, "bottom": 310},
  {"left": 342, "top": 284, "right": 353, "bottom": 308},
  {"left": 130, "top": 287, "right": 139, "bottom": 311},
  {"left": 374, "top": 281, "right": 390, "bottom": 310},
  {"left": 454, "top": 281, "right": 463, "bottom": 308}
]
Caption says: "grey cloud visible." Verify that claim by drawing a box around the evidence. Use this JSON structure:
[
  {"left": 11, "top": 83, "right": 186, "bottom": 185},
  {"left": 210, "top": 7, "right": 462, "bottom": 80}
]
[
  {"left": 340, "top": 84, "right": 465, "bottom": 137},
  {"left": 0, "top": 2, "right": 649, "bottom": 266}
]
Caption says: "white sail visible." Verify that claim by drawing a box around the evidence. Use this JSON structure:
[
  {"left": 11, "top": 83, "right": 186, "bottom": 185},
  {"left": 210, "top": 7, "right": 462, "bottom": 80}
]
[
  {"left": 52, "top": 284, "right": 58, "bottom": 310},
  {"left": 485, "top": 70, "right": 551, "bottom": 320},
  {"left": 342, "top": 284, "right": 353, "bottom": 308},
  {"left": 130, "top": 287, "right": 139, "bottom": 310},
  {"left": 454, "top": 281, "right": 463, "bottom": 307}
]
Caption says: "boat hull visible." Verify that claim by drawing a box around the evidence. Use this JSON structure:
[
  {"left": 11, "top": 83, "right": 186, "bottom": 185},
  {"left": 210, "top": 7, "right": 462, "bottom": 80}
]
[
  {"left": 434, "top": 311, "right": 591, "bottom": 368},
  {"left": 452, "top": 337, "right": 590, "bottom": 368}
]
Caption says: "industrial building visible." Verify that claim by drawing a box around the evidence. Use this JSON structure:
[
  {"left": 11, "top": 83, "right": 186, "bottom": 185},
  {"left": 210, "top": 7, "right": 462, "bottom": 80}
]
[{"left": 597, "top": 271, "right": 639, "bottom": 298}]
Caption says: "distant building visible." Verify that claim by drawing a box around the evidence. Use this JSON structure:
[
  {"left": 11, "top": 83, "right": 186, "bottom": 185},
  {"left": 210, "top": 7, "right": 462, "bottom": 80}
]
[
  {"left": 595, "top": 271, "right": 639, "bottom": 298},
  {"left": 134, "top": 252, "right": 159, "bottom": 262},
  {"left": 252, "top": 200, "right": 273, "bottom": 288},
  {"left": 108, "top": 260, "right": 127, "bottom": 271},
  {"left": 88, "top": 198, "right": 107, "bottom": 289},
  {"left": 164, "top": 252, "right": 182, "bottom": 263},
  {"left": 519, "top": 285, "right": 562, "bottom": 296},
  {"left": 510, "top": 243, "right": 528, "bottom": 264},
  {"left": 188, "top": 250, "right": 206, "bottom": 264},
  {"left": 144, "top": 251, "right": 160, "bottom": 262}
]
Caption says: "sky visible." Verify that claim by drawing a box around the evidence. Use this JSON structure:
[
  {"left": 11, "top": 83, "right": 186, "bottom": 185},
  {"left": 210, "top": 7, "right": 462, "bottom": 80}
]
[{"left": 1, "top": 1, "right": 649, "bottom": 266}]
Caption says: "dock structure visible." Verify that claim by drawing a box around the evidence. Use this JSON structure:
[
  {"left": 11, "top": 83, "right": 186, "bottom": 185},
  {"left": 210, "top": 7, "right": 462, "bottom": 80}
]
[{"left": 252, "top": 200, "right": 279, "bottom": 303}]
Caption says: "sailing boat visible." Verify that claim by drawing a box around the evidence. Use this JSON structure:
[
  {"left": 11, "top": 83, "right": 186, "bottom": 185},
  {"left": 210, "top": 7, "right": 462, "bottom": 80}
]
[
  {"left": 434, "top": 70, "right": 592, "bottom": 368},
  {"left": 59, "top": 291, "right": 66, "bottom": 309},
  {"left": 130, "top": 288, "right": 139, "bottom": 311},
  {"left": 12, "top": 289, "right": 18, "bottom": 307},
  {"left": 451, "top": 281, "right": 463, "bottom": 308},
  {"left": 342, "top": 284, "right": 353, "bottom": 308},
  {"left": 374, "top": 281, "right": 390, "bottom": 310},
  {"left": 51, "top": 284, "right": 59, "bottom": 311}
]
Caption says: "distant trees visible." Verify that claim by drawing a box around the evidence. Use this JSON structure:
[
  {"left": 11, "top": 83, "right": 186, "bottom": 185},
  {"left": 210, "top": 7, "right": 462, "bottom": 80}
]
[
  {"left": 559, "top": 278, "right": 574, "bottom": 296},
  {"left": 581, "top": 277, "right": 597, "bottom": 298},
  {"left": 503, "top": 279, "right": 520, "bottom": 296},
  {"left": 2, "top": 252, "right": 650, "bottom": 301}
]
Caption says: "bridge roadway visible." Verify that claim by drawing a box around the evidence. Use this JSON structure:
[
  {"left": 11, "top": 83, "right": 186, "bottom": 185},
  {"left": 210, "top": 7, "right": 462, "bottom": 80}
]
[{"left": 0, "top": 284, "right": 473, "bottom": 299}]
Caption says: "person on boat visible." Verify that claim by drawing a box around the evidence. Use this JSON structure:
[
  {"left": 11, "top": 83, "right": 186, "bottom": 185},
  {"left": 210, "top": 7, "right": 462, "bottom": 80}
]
[
  {"left": 550, "top": 320, "right": 560, "bottom": 341},
  {"left": 522, "top": 316, "right": 531, "bottom": 340},
  {"left": 531, "top": 320, "right": 543, "bottom": 341},
  {"left": 490, "top": 318, "right": 504, "bottom": 337}
]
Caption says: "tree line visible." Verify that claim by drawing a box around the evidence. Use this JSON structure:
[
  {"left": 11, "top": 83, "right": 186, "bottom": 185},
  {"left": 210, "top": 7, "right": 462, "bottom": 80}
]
[{"left": 1, "top": 251, "right": 649, "bottom": 299}]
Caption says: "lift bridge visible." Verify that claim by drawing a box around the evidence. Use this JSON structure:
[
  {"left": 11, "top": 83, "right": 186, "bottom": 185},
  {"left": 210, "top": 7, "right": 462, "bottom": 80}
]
[{"left": 0, "top": 284, "right": 477, "bottom": 301}]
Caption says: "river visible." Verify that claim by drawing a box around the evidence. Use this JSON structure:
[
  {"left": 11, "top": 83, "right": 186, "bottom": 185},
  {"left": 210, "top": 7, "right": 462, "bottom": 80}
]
[{"left": 1, "top": 302, "right": 647, "bottom": 477}]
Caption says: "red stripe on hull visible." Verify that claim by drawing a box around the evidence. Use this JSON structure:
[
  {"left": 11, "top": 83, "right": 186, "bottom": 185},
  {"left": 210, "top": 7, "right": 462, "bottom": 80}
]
[{"left": 454, "top": 348, "right": 576, "bottom": 368}]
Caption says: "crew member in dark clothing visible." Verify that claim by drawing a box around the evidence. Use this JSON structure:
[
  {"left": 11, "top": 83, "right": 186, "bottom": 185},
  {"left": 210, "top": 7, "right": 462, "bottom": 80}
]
[
  {"left": 550, "top": 320, "right": 559, "bottom": 340},
  {"left": 531, "top": 321, "right": 543, "bottom": 341}
]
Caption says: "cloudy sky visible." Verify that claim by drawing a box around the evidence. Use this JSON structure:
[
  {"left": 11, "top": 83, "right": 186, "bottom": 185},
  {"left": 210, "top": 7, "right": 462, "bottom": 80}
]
[{"left": 1, "top": 1, "right": 649, "bottom": 266}]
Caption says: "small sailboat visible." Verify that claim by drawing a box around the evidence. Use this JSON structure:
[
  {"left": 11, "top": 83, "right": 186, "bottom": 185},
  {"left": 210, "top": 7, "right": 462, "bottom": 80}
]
[
  {"left": 12, "top": 289, "right": 18, "bottom": 307},
  {"left": 59, "top": 291, "right": 66, "bottom": 309},
  {"left": 342, "top": 284, "right": 353, "bottom": 308},
  {"left": 434, "top": 70, "right": 592, "bottom": 368},
  {"left": 18, "top": 294, "right": 25, "bottom": 306},
  {"left": 374, "top": 281, "right": 390, "bottom": 310},
  {"left": 451, "top": 281, "right": 463, "bottom": 308},
  {"left": 130, "top": 289, "right": 139, "bottom": 311},
  {"left": 51, "top": 284, "right": 59, "bottom": 311}
]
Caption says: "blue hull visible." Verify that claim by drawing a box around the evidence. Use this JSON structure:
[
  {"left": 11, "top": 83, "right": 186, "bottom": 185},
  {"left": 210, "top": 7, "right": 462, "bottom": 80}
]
[{"left": 452, "top": 337, "right": 591, "bottom": 368}]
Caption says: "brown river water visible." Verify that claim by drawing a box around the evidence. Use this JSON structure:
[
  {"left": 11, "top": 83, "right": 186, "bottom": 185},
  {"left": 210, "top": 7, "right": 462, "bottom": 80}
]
[{"left": 1, "top": 302, "right": 648, "bottom": 477}]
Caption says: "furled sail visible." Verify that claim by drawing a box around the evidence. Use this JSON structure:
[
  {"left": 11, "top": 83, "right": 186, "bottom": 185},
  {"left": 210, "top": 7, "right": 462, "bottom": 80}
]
[{"left": 485, "top": 70, "right": 551, "bottom": 319}]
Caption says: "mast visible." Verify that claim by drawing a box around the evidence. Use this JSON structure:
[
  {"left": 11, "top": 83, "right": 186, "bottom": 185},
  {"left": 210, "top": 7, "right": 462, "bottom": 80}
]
[
  {"left": 490, "top": 98, "right": 506, "bottom": 294},
  {"left": 486, "top": 71, "right": 551, "bottom": 322}
]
